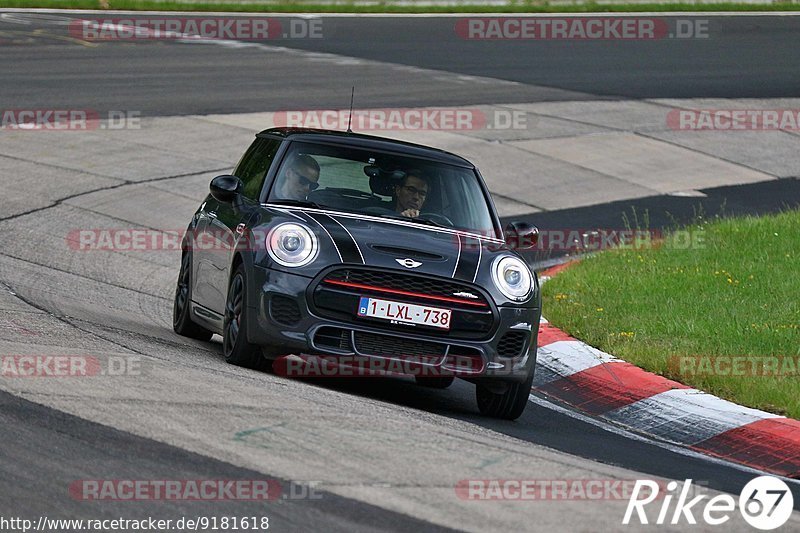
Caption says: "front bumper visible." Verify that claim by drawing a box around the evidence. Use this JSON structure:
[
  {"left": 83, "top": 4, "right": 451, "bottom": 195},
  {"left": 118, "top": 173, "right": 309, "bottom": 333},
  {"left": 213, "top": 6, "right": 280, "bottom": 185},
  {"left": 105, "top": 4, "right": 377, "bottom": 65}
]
[{"left": 247, "top": 265, "right": 540, "bottom": 382}]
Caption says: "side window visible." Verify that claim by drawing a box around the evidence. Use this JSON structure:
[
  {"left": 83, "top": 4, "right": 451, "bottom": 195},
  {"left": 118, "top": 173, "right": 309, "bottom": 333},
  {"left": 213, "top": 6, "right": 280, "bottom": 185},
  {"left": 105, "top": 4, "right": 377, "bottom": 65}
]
[{"left": 234, "top": 138, "right": 281, "bottom": 201}]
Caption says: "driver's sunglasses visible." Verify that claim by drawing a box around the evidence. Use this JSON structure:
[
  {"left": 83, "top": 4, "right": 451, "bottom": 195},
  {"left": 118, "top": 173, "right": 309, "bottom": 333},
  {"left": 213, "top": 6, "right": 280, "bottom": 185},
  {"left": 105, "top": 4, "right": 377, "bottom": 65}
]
[{"left": 291, "top": 168, "right": 319, "bottom": 190}]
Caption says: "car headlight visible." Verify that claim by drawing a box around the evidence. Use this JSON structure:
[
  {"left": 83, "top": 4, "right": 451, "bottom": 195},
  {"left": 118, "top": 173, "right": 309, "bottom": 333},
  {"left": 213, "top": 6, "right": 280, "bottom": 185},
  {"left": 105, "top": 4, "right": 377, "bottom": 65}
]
[
  {"left": 266, "top": 223, "right": 318, "bottom": 267},
  {"left": 491, "top": 256, "right": 533, "bottom": 301}
]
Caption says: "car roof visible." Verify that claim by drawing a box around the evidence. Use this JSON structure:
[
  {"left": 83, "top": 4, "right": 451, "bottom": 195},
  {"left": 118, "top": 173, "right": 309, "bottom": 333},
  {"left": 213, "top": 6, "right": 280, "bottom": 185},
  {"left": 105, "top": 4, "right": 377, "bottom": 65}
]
[{"left": 256, "top": 127, "right": 474, "bottom": 168}]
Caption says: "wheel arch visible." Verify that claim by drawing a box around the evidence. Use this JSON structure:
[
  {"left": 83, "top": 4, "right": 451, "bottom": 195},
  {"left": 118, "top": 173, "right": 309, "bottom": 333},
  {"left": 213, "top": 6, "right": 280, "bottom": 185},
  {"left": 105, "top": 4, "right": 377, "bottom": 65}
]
[{"left": 229, "top": 250, "right": 262, "bottom": 346}]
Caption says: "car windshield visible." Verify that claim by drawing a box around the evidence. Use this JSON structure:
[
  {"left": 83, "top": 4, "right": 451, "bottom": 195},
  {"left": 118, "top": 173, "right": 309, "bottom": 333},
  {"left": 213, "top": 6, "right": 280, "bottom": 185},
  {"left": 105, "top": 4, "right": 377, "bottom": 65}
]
[{"left": 266, "top": 140, "right": 499, "bottom": 237}]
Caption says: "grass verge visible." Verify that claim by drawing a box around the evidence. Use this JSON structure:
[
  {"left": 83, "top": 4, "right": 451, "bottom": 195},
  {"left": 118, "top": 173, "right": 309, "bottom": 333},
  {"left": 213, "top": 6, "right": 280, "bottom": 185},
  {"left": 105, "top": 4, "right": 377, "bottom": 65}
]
[
  {"left": 541, "top": 210, "right": 800, "bottom": 419},
  {"left": 3, "top": 0, "right": 800, "bottom": 13}
]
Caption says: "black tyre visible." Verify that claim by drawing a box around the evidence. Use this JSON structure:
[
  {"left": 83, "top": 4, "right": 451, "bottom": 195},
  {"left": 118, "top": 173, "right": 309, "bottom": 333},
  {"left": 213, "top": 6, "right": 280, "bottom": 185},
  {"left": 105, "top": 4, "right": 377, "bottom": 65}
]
[
  {"left": 223, "top": 264, "right": 270, "bottom": 371},
  {"left": 173, "top": 251, "right": 214, "bottom": 341},
  {"left": 415, "top": 375, "right": 455, "bottom": 389},
  {"left": 475, "top": 371, "right": 534, "bottom": 420}
]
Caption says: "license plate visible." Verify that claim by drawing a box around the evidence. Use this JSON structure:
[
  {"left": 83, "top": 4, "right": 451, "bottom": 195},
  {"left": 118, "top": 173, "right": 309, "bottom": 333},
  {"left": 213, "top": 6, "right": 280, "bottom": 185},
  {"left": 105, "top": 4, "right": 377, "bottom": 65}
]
[{"left": 357, "top": 297, "right": 451, "bottom": 330}]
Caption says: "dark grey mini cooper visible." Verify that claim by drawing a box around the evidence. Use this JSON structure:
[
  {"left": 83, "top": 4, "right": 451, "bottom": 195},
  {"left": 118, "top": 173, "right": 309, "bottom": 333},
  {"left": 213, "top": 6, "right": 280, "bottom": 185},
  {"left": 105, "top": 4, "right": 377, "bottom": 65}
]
[{"left": 173, "top": 128, "right": 540, "bottom": 419}]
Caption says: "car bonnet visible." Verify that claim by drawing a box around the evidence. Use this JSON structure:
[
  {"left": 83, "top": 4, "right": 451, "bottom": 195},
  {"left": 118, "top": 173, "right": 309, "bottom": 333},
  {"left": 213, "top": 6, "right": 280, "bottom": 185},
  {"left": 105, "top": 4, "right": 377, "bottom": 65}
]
[{"left": 281, "top": 207, "right": 502, "bottom": 283}]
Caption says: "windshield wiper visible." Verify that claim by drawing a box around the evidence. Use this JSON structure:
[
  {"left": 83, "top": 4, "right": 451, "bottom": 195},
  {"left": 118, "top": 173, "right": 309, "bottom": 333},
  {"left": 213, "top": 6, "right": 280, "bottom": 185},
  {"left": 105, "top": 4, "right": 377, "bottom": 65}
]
[{"left": 270, "top": 199, "right": 324, "bottom": 209}]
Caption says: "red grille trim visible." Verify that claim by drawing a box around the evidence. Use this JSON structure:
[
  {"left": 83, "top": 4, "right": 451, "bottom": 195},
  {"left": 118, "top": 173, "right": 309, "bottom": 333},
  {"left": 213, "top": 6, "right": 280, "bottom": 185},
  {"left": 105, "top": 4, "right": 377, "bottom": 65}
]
[{"left": 324, "top": 279, "right": 488, "bottom": 308}]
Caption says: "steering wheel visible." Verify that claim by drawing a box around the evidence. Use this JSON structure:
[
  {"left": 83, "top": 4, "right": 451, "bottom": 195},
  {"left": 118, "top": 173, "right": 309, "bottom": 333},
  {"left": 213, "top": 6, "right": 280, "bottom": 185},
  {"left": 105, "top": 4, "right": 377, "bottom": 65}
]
[{"left": 418, "top": 212, "right": 454, "bottom": 227}]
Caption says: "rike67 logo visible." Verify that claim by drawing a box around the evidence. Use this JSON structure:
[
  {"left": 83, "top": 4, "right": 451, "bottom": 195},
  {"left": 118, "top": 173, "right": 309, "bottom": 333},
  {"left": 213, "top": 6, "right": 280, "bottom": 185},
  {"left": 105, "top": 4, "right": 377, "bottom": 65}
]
[{"left": 623, "top": 477, "right": 794, "bottom": 530}]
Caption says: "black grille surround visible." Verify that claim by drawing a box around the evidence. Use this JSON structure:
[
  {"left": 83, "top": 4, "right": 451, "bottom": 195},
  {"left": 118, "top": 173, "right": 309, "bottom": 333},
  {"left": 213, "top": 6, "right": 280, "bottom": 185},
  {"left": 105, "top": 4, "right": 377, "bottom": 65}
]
[
  {"left": 353, "top": 330, "right": 445, "bottom": 361},
  {"left": 314, "top": 326, "right": 353, "bottom": 352},
  {"left": 270, "top": 295, "right": 302, "bottom": 325},
  {"left": 497, "top": 331, "right": 528, "bottom": 358},
  {"left": 323, "top": 268, "right": 490, "bottom": 309},
  {"left": 310, "top": 326, "right": 485, "bottom": 374},
  {"left": 309, "top": 266, "right": 497, "bottom": 340}
]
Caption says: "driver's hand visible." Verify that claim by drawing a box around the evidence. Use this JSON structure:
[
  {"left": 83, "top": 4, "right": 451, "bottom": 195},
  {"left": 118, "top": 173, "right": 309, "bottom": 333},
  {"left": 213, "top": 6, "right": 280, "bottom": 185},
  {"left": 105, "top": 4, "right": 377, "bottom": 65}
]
[{"left": 400, "top": 209, "right": 420, "bottom": 218}]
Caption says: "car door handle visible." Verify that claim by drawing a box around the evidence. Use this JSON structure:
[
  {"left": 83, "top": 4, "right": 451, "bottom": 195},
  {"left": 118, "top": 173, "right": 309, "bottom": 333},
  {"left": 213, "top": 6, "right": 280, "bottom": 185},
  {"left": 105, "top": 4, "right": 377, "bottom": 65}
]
[{"left": 207, "top": 211, "right": 217, "bottom": 219}]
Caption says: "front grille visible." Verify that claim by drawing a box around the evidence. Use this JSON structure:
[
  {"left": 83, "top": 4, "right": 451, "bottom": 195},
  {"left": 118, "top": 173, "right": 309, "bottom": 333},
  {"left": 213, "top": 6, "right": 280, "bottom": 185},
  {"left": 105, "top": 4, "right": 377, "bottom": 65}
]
[
  {"left": 497, "top": 331, "right": 528, "bottom": 358},
  {"left": 270, "top": 295, "right": 301, "bottom": 325},
  {"left": 323, "top": 268, "right": 488, "bottom": 308},
  {"left": 353, "top": 331, "right": 445, "bottom": 362},
  {"left": 312, "top": 267, "right": 496, "bottom": 339}
]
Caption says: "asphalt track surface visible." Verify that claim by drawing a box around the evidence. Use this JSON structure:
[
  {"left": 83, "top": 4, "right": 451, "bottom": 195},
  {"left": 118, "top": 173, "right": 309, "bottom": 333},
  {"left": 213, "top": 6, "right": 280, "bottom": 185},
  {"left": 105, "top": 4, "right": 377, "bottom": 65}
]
[
  {"left": 1, "top": 10, "right": 800, "bottom": 531},
  {"left": 2, "top": 14, "right": 800, "bottom": 115}
]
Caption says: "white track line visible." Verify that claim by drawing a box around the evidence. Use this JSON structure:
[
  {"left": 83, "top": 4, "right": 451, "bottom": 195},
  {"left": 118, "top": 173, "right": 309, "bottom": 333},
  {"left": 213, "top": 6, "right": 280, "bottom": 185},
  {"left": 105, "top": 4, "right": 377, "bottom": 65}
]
[
  {"left": 604, "top": 388, "right": 783, "bottom": 445},
  {"left": 528, "top": 393, "right": 800, "bottom": 487}
]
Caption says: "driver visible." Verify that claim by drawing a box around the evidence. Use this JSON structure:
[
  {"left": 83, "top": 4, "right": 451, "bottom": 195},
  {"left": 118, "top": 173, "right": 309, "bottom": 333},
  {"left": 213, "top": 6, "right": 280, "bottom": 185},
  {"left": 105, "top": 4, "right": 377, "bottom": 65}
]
[
  {"left": 394, "top": 170, "right": 428, "bottom": 219},
  {"left": 275, "top": 154, "right": 320, "bottom": 201}
]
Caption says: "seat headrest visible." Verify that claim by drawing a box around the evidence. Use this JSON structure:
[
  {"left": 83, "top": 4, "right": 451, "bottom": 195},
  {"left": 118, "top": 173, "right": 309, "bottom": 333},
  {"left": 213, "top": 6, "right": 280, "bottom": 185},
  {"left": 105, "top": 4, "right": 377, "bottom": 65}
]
[{"left": 366, "top": 166, "right": 406, "bottom": 197}]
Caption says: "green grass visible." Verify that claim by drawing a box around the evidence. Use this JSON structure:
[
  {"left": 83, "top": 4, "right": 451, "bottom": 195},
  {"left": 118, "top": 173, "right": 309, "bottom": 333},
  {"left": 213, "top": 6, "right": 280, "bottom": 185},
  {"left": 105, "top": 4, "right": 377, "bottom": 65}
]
[
  {"left": 541, "top": 210, "right": 800, "bottom": 418},
  {"left": 4, "top": 0, "right": 800, "bottom": 13}
]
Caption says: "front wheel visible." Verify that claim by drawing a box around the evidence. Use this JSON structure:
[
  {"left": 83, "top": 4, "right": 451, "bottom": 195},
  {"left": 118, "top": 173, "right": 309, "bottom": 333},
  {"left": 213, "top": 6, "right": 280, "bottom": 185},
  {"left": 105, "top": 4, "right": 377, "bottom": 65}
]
[
  {"left": 475, "top": 371, "right": 534, "bottom": 420},
  {"left": 223, "top": 265, "right": 270, "bottom": 371}
]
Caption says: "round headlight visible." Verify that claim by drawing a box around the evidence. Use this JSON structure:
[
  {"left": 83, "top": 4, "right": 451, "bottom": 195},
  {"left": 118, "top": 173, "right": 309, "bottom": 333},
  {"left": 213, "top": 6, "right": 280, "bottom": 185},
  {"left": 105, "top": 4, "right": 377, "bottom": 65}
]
[
  {"left": 266, "top": 223, "right": 318, "bottom": 267},
  {"left": 492, "top": 256, "right": 533, "bottom": 301}
]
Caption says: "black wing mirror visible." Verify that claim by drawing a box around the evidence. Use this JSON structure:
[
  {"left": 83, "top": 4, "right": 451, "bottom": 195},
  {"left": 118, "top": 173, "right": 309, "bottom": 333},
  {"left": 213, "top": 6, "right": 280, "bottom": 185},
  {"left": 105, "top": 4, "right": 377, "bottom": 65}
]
[
  {"left": 209, "top": 175, "right": 242, "bottom": 203},
  {"left": 504, "top": 221, "right": 539, "bottom": 250}
]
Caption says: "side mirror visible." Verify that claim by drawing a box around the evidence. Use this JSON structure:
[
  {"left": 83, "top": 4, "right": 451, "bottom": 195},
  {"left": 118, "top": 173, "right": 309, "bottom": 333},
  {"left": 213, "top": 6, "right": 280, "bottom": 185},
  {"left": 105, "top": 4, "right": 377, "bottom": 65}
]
[
  {"left": 210, "top": 175, "right": 242, "bottom": 203},
  {"left": 505, "top": 221, "right": 539, "bottom": 250}
]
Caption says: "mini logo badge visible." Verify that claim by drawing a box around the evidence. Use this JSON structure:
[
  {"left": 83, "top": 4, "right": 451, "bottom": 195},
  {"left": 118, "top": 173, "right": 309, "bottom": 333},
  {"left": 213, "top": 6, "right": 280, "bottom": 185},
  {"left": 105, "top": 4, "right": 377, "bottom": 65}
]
[{"left": 396, "top": 258, "right": 422, "bottom": 269}]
